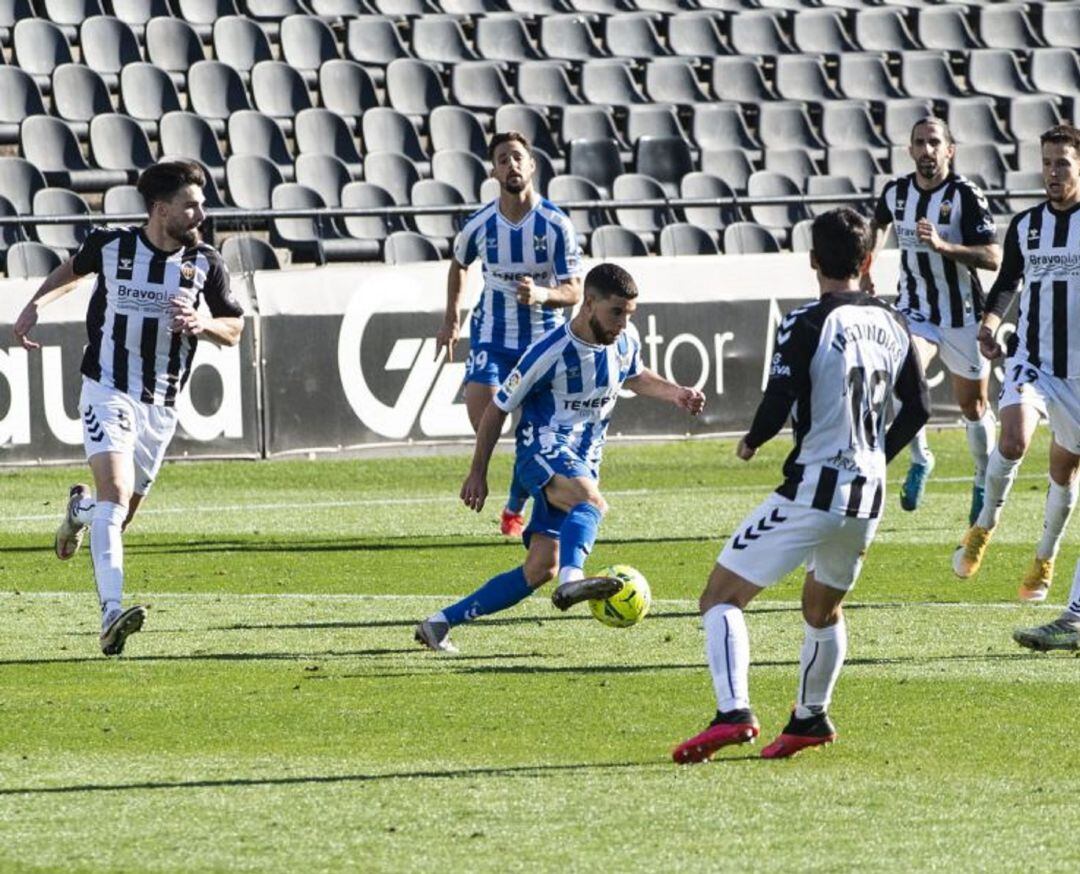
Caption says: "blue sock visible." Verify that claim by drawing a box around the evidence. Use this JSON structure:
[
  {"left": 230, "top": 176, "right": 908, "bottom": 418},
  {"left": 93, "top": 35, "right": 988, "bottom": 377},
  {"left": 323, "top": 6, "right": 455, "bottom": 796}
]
[
  {"left": 505, "top": 470, "right": 529, "bottom": 515},
  {"left": 559, "top": 502, "right": 603, "bottom": 573},
  {"left": 441, "top": 566, "right": 533, "bottom": 627}
]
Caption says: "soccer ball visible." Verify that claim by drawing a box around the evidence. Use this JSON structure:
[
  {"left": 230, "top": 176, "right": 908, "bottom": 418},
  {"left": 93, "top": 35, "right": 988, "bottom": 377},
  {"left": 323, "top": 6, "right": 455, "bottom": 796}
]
[{"left": 589, "top": 565, "right": 651, "bottom": 628}]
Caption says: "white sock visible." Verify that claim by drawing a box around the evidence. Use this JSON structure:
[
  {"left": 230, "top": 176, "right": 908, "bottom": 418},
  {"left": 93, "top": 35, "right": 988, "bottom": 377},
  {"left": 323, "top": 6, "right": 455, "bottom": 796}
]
[
  {"left": 1036, "top": 478, "right": 1079, "bottom": 561},
  {"left": 72, "top": 495, "right": 96, "bottom": 527},
  {"left": 1064, "top": 561, "right": 1080, "bottom": 622},
  {"left": 909, "top": 428, "right": 933, "bottom": 466},
  {"left": 91, "top": 501, "right": 127, "bottom": 609},
  {"left": 703, "top": 603, "right": 750, "bottom": 712},
  {"left": 558, "top": 566, "right": 584, "bottom": 585},
  {"left": 965, "top": 410, "right": 996, "bottom": 487},
  {"left": 976, "top": 449, "right": 1021, "bottom": 529},
  {"left": 794, "top": 618, "right": 847, "bottom": 719}
]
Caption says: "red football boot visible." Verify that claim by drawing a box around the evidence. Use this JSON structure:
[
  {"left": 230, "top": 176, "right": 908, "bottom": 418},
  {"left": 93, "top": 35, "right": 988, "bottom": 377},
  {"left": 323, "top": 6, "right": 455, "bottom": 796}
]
[
  {"left": 672, "top": 710, "right": 760, "bottom": 764},
  {"left": 500, "top": 508, "right": 525, "bottom": 537},
  {"left": 761, "top": 711, "right": 837, "bottom": 759}
]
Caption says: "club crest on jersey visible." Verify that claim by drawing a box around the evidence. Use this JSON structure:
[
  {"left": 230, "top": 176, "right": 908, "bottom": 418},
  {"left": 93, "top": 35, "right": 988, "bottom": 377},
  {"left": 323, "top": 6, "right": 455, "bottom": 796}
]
[
  {"left": 533, "top": 234, "right": 548, "bottom": 258},
  {"left": 937, "top": 200, "right": 952, "bottom": 223},
  {"left": 180, "top": 262, "right": 196, "bottom": 281}
]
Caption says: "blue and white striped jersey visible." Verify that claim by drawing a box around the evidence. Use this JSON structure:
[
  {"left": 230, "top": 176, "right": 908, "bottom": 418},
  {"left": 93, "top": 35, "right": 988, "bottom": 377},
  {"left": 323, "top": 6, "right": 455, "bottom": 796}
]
[
  {"left": 493, "top": 323, "right": 643, "bottom": 467},
  {"left": 453, "top": 197, "right": 583, "bottom": 354}
]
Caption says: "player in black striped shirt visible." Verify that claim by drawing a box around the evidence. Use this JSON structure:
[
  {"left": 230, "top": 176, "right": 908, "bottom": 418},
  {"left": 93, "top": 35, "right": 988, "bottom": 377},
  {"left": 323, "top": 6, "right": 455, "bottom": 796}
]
[
  {"left": 955, "top": 126, "right": 1080, "bottom": 640},
  {"left": 13, "top": 161, "right": 244, "bottom": 655},
  {"left": 871, "top": 117, "right": 1001, "bottom": 525}
]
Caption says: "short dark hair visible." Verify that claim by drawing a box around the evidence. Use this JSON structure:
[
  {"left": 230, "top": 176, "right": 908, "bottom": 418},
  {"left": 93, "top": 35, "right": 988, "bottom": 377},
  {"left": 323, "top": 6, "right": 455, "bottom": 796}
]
[
  {"left": 585, "top": 263, "right": 638, "bottom": 300},
  {"left": 811, "top": 208, "right": 873, "bottom": 281},
  {"left": 910, "top": 116, "right": 953, "bottom": 145},
  {"left": 136, "top": 160, "right": 206, "bottom": 210},
  {"left": 1040, "top": 124, "right": 1080, "bottom": 153},
  {"left": 488, "top": 131, "right": 531, "bottom": 162}
]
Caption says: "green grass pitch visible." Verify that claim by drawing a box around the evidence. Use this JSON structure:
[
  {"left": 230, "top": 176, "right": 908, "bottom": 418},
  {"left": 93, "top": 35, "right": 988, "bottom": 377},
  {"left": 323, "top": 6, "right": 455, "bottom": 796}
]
[{"left": 1, "top": 428, "right": 1077, "bottom": 872}]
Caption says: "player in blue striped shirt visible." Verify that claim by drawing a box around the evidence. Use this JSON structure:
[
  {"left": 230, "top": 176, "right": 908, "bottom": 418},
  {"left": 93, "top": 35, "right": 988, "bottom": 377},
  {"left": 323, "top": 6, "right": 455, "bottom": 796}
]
[
  {"left": 435, "top": 132, "right": 584, "bottom": 538},
  {"left": 416, "top": 264, "right": 706, "bottom": 652}
]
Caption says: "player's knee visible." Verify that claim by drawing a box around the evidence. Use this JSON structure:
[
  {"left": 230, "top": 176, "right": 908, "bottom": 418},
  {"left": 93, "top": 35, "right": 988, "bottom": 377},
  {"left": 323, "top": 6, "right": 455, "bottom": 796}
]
[
  {"left": 959, "top": 397, "right": 985, "bottom": 420},
  {"left": 998, "top": 433, "right": 1028, "bottom": 460},
  {"left": 523, "top": 560, "right": 556, "bottom": 587},
  {"left": 803, "top": 602, "right": 842, "bottom": 629}
]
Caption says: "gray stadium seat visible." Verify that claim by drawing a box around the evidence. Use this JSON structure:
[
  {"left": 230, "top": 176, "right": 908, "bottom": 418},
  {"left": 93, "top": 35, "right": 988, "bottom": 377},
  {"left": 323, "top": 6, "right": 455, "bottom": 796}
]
[
  {"left": 412, "top": 15, "right": 478, "bottom": 64},
  {"left": 764, "top": 147, "right": 818, "bottom": 191},
  {"left": 386, "top": 59, "right": 448, "bottom": 120},
  {"left": 529, "top": 147, "right": 555, "bottom": 198},
  {"left": 854, "top": 7, "right": 920, "bottom": 53},
  {"left": 42, "top": 0, "right": 106, "bottom": 42},
  {"left": 269, "top": 183, "right": 333, "bottom": 263},
  {"left": 822, "top": 101, "right": 889, "bottom": 154},
  {"left": 516, "top": 60, "right": 583, "bottom": 106},
  {"left": 432, "top": 150, "right": 487, "bottom": 203},
  {"left": 280, "top": 14, "right": 340, "bottom": 88},
  {"left": 251, "top": 62, "right": 312, "bottom": 135},
  {"left": 159, "top": 112, "right": 227, "bottom": 186},
  {"left": 883, "top": 98, "right": 935, "bottom": 147},
  {"left": 13, "top": 19, "right": 74, "bottom": 92},
  {"left": 805, "top": 174, "right": 860, "bottom": 217},
  {"left": 700, "top": 148, "right": 756, "bottom": 193},
  {"left": 228, "top": 110, "right": 295, "bottom": 181},
  {"left": 319, "top": 60, "right": 380, "bottom": 132},
  {"left": 341, "top": 180, "right": 403, "bottom": 242},
  {"left": 410, "top": 179, "right": 463, "bottom": 253},
  {"left": 978, "top": 3, "right": 1043, "bottom": 50},
  {"left": 953, "top": 144, "right": 1009, "bottom": 191},
  {"left": 187, "top": 61, "right": 253, "bottom": 137},
  {"left": 692, "top": 104, "right": 760, "bottom": 155},
  {"left": 441, "top": 0, "right": 508, "bottom": 12},
  {"left": 384, "top": 230, "right": 441, "bottom": 264},
  {"left": 32, "top": 187, "right": 90, "bottom": 251},
  {"left": 568, "top": 138, "right": 623, "bottom": 199},
  {"left": 790, "top": 218, "right": 814, "bottom": 253},
  {"left": 80, "top": 17, "right": 141, "bottom": 93},
  {"left": 294, "top": 108, "right": 363, "bottom": 178},
  {"left": 826, "top": 147, "right": 880, "bottom": 193},
  {"left": 0, "top": 68, "right": 46, "bottom": 145},
  {"left": 145, "top": 18, "right": 204, "bottom": 90},
  {"left": 680, "top": 171, "right": 742, "bottom": 235},
  {"left": 747, "top": 170, "right": 808, "bottom": 242},
  {"left": 723, "top": 222, "right": 781, "bottom": 255},
  {"left": 775, "top": 54, "right": 842, "bottom": 102},
  {"left": 49, "top": 65, "right": 112, "bottom": 141},
  {"left": 634, "top": 135, "right": 693, "bottom": 198},
  {"left": 225, "top": 154, "right": 283, "bottom": 209},
  {"left": 103, "top": 184, "right": 145, "bottom": 216},
  {"left": 374, "top": 0, "right": 438, "bottom": 15},
  {"left": 1003, "top": 170, "right": 1044, "bottom": 215},
  {"left": 221, "top": 235, "right": 281, "bottom": 273},
  {"left": 346, "top": 16, "right": 412, "bottom": 79},
  {"left": 213, "top": 16, "right": 272, "bottom": 83},
  {"left": 177, "top": 0, "right": 240, "bottom": 42},
  {"left": 626, "top": 105, "right": 689, "bottom": 148},
  {"left": 295, "top": 153, "right": 351, "bottom": 208},
  {"left": 967, "top": 49, "right": 1038, "bottom": 99},
  {"left": 581, "top": 59, "right": 649, "bottom": 107},
  {"left": 89, "top": 114, "right": 157, "bottom": 182},
  {"left": 590, "top": 225, "right": 647, "bottom": 258},
  {"left": 838, "top": 53, "right": 906, "bottom": 102},
  {"left": 668, "top": 11, "right": 728, "bottom": 58},
  {"left": 430, "top": 106, "right": 487, "bottom": 156},
  {"left": 900, "top": 51, "right": 968, "bottom": 99},
  {"left": 710, "top": 57, "right": 778, "bottom": 104},
  {"left": 111, "top": 0, "right": 171, "bottom": 39},
  {"left": 0, "top": 193, "right": 26, "bottom": 267},
  {"left": 540, "top": 14, "right": 608, "bottom": 61},
  {"left": 613, "top": 172, "right": 670, "bottom": 248},
  {"left": 1008, "top": 96, "right": 1063, "bottom": 145},
  {"left": 451, "top": 62, "right": 517, "bottom": 112},
  {"left": 6, "top": 241, "right": 64, "bottom": 278},
  {"left": 917, "top": 6, "right": 982, "bottom": 52},
  {"left": 475, "top": 13, "right": 542, "bottom": 62},
  {"left": 0, "top": 0, "right": 35, "bottom": 48},
  {"left": 0, "top": 157, "right": 48, "bottom": 214},
  {"left": 730, "top": 10, "right": 796, "bottom": 55},
  {"left": 507, "top": 0, "right": 569, "bottom": 10},
  {"left": 947, "top": 97, "right": 1013, "bottom": 149},
  {"left": 659, "top": 223, "right": 719, "bottom": 257},
  {"left": 120, "top": 63, "right": 183, "bottom": 134},
  {"left": 494, "top": 106, "right": 562, "bottom": 169},
  {"left": 563, "top": 106, "right": 629, "bottom": 153},
  {"left": 1041, "top": 4, "right": 1080, "bottom": 50},
  {"left": 793, "top": 8, "right": 857, "bottom": 54},
  {"left": 758, "top": 102, "right": 826, "bottom": 159},
  {"left": 1029, "top": 48, "right": 1080, "bottom": 103},
  {"left": 362, "top": 107, "right": 430, "bottom": 170},
  {"left": 548, "top": 173, "right": 611, "bottom": 238},
  {"left": 645, "top": 58, "right": 709, "bottom": 104},
  {"left": 605, "top": 12, "right": 670, "bottom": 59},
  {"left": 246, "top": 0, "right": 309, "bottom": 35},
  {"left": 22, "top": 115, "right": 130, "bottom": 191},
  {"left": 363, "top": 151, "right": 421, "bottom": 205}
]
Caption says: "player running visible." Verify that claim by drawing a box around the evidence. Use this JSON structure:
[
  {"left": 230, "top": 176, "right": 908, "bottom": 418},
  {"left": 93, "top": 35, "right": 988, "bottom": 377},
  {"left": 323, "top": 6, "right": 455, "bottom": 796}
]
[
  {"left": 869, "top": 117, "right": 1001, "bottom": 522},
  {"left": 435, "top": 131, "right": 584, "bottom": 538},
  {"left": 673, "top": 209, "right": 930, "bottom": 762},
  {"left": 12, "top": 160, "right": 244, "bottom": 656},
  {"left": 954, "top": 125, "right": 1080, "bottom": 614},
  {"left": 416, "top": 263, "right": 705, "bottom": 653}
]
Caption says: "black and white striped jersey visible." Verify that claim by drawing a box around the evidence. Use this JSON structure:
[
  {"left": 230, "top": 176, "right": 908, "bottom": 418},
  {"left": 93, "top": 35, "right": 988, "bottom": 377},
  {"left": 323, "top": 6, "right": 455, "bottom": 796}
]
[
  {"left": 874, "top": 173, "right": 997, "bottom": 328},
  {"left": 73, "top": 226, "right": 242, "bottom": 407},
  {"left": 987, "top": 201, "right": 1080, "bottom": 379},
  {"left": 748, "top": 293, "right": 927, "bottom": 519}
]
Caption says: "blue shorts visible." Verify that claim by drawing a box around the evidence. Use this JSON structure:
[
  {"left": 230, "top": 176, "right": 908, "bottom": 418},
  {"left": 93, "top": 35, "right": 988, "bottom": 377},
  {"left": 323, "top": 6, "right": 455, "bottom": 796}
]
[
  {"left": 516, "top": 445, "right": 598, "bottom": 545},
  {"left": 464, "top": 344, "right": 521, "bottom": 387}
]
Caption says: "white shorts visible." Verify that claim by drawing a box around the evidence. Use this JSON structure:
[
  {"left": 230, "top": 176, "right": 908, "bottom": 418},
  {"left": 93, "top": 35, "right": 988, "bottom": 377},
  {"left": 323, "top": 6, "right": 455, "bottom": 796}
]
[
  {"left": 80, "top": 378, "right": 179, "bottom": 496},
  {"left": 998, "top": 358, "right": 1080, "bottom": 455},
  {"left": 718, "top": 494, "right": 879, "bottom": 592},
  {"left": 904, "top": 313, "right": 989, "bottom": 381}
]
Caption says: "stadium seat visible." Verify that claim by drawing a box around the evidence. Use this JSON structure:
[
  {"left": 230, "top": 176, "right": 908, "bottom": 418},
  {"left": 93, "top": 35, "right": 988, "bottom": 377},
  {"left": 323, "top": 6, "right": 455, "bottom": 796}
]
[
  {"left": 723, "top": 222, "right": 781, "bottom": 255},
  {"left": 854, "top": 7, "right": 921, "bottom": 53},
  {"left": 119, "top": 63, "right": 183, "bottom": 135},
  {"left": 6, "top": 241, "right": 64, "bottom": 278},
  {"left": 789, "top": 217, "right": 813, "bottom": 253},
  {"left": 187, "top": 61, "right": 253, "bottom": 137},
  {"left": 757, "top": 102, "right": 826, "bottom": 159},
  {"left": 13, "top": 19, "right": 74, "bottom": 93},
  {"left": 581, "top": 59, "right": 649, "bottom": 107},
  {"left": 826, "top": 146, "right": 881, "bottom": 193},
  {"left": 23, "top": 116, "right": 130, "bottom": 192},
  {"left": 89, "top": 114, "right": 157, "bottom": 182},
  {"left": 547, "top": 173, "right": 611, "bottom": 237},
  {"left": 246, "top": 0, "right": 310, "bottom": 37},
  {"left": 805, "top": 174, "right": 862, "bottom": 217},
  {"left": 442, "top": 0, "right": 514, "bottom": 11},
  {"left": 729, "top": 10, "right": 796, "bottom": 55},
  {"left": 793, "top": 8, "right": 858, "bottom": 54},
  {"left": 605, "top": 12, "right": 670, "bottom": 59},
  {"left": 568, "top": 138, "right": 623, "bottom": 199},
  {"left": 516, "top": 60, "right": 583, "bottom": 106},
  {"left": 645, "top": 58, "right": 709, "bottom": 104},
  {"left": 341, "top": 180, "right": 404, "bottom": 242},
  {"left": 251, "top": 61, "right": 313, "bottom": 135},
  {"left": 374, "top": 0, "right": 439, "bottom": 14},
  {"left": 159, "top": 112, "right": 227, "bottom": 186},
  {"left": 145, "top": 18, "right": 205, "bottom": 91},
  {"left": 410, "top": 179, "right": 463, "bottom": 253},
  {"left": 1003, "top": 170, "right": 1044, "bottom": 215},
  {"left": 953, "top": 144, "right": 1009, "bottom": 191},
  {"left": 0, "top": 193, "right": 26, "bottom": 268},
  {"left": 269, "top": 183, "right": 334, "bottom": 264},
  {"left": 294, "top": 108, "right": 364, "bottom": 178},
  {"left": 540, "top": 14, "right": 608, "bottom": 61},
  {"left": 659, "top": 223, "right": 719, "bottom": 257},
  {"left": 1015, "top": 140, "right": 1042, "bottom": 173},
  {"left": 563, "top": 106, "right": 629, "bottom": 153},
  {"left": 363, "top": 151, "right": 421, "bottom": 205},
  {"left": 494, "top": 106, "right": 563, "bottom": 169},
  {"left": 967, "top": 49, "right": 1037, "bottom": 99},
  {"left": 111, "top": 0, "right": 171, "bottom": 40},
  {"left": 612, "top": 172, "right": 670, "bottom": 248},
  {"left": 50, "top": 64, "right": 112, "bottom": 142},
  {"left": 479, "top": 176, "right": 501, "bottom": 204},
  {"left": 386, "top": 59, "right": 448, "bottom": 120},
  {"left": 384, "top": 230, "right": 442, "bottom": 264},
  {"left": 412, "top": 15, "right": 478, "bottom": 64},
  {"left": 1008, "top": 96, "right": 1063, "bottom": 145},
  {"left": 221, "top": 235, "right": 282, "bottom": 273},
  {"left": 176, "top": 0, "right": 240, "bottom": 43},
  {"left": 430, "top": 106, "right": 487, "bottom": 156},
  {"left": 691, "top": 104, "right": 761, "bottom": 156},
  {"left": 571, "top": 0, "right": 632, "bottom": 14},
  {"left": 883, "top": 98, "right": 935, "bottom": 147},
  {"left": 590, "top": 224, "right": 647, "bottom": 258},
  {"left": 103, "top": 184, "right": 145, "bottom": 216},
  {"left": 319, "top": 60, "right": 380, "bottom": 132},
  {"left": 432, "top": 150, "right": 488, "bottom": 203},
  {"left": 747, "top": 170, "right": 808, "bottom": 242},
  {"left": 475, "top": 13, "right": 543, "bottom": 62},
  {"left": 978, "top": 3, "right": 1043, "bottom": 50},
  {"left": 947, "top": 97, "right": 1013, "bottom": 149},
  {"left": 80, "top": 17, "right": 141, "bottom": 94},
  {"left": 775, "top": 54, "right": 842, "bottom": 102},
  {"left": 626, "top": 105, "right": 689, "bottom": 149},
  {"left": 451, "top": 61, "right": 517, "bottom": 112},
  {"left": 295, "top": 153, "right": 351, "bottom": 208},
  {"left": 838, "top": 53, "right": 906, "bottom": 102},
  {"left": 507, "top": 0, "right": 571, "bottom": 12},
  {"left": 228, "top": 111, "right": 295, "bottom": 181},
  {"left": 710, "top": 57, "right": 778, "bottom": 104},
  {"left": 634, "top": 135, "right": 694, "bottom": 197},
  {"left": 0, "top": 157, "right": 48, "bottom": 214},
  {"left": 213, "top": 16, "right": 273, "bottom": 83},
  {"left": 700, "top": 148, "right": 756, "bottom": 193},
  {"left": 32, "top": 187, "right": 90, "bottom": 252},
  {"left": 280, "top": 15, "right": 341, "bottom": 88},
  {"left": 346, "top": 17, "right": 412, "bottom": 80},
  {"left": 41, "top": 0, "right": 106, "bottom": 42},
  {"left": 764, "top": 147, "right": 819, "bottom": 191},
  {"left": 680, "top": 171, "right": 742, "bottom": 235},
  {"left": 0, "top": 68, "right": 47, "bottom": 145},
  {"left": 1029, "top": 48, "right": 1080, "bottom": 104},
  {"left": 162, "top": 155, "right": 225, "bottom": 209},
  {"left": 362, "top": 107, "right": 430, "bottom": 170},
  {"left": 1041, "top": 4, "right": 1080, "bottom": 50},
  {"left": 820, "top": 101, "right": 889, "bottom": 158},
  {"left": 668, "top": 11, "right": 729, "bottom": 58},
  {"left": 225, "top": 154, "right": 283, "bottom": 209},
  {"left": 917, "top": 6, "right": 982, "bottom": 52},
  {"left": 900, "top": 51, "right": 968, "bottom": 99}
]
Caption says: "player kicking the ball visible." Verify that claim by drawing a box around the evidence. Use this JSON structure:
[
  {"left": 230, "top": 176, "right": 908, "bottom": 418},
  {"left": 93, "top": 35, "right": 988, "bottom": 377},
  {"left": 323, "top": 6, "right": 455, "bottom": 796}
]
[
  {"left": 673, "top": 209, "right": 930, "bottom": 762},
  {"left": 415, "top": 263, "right": 705, "bottom": 653}
]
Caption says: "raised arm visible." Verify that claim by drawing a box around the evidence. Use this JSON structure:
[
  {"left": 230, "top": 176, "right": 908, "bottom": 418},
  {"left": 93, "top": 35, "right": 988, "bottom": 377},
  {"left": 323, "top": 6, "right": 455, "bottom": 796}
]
[{"left": 624, "top": 367, "right": 705, "bottom": 415}]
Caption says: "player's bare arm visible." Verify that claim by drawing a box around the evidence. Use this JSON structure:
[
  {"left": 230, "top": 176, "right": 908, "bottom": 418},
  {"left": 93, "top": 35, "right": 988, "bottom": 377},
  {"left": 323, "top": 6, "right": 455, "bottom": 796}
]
[
  {"left": 461, "top": 402, "right": 509, "bottom": 512},
  {"left": 13, "top": 258, "right": 83, "bottom": 349},
  {"left": 624, "top": 369, "right": 706, "bottom": 415},
  {"left": 976, "top": 312, "right": 1005, "bottom": 360},
  {"left": 915, "top": 219, "right": 1001, "bottom": 271},
  {"left": 436, "top": 258, "right": 468, "bottom": 361},
  {"left": 515, "top": 275, "right": 583, "bottom": 308},
  {"left": 169, "top": 304, "right": 243, "bottom": 347},
  {"left": 860, "top": 223, "right": 890, "bottom": 293}
]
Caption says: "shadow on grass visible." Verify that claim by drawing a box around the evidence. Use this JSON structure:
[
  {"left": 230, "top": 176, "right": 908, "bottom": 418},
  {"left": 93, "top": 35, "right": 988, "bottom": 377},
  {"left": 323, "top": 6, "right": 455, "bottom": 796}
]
[{"left": 0, "top": 650, "right": 533, "bottom": 667}]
